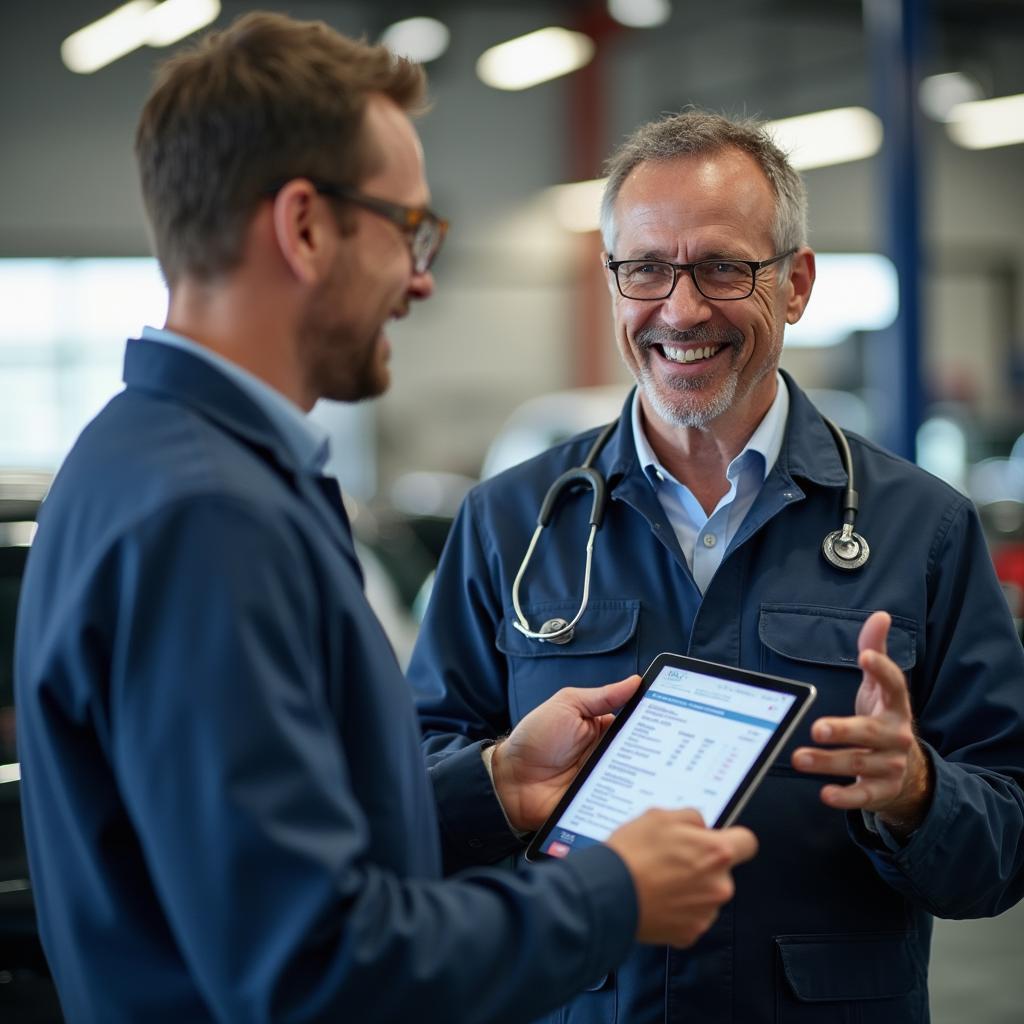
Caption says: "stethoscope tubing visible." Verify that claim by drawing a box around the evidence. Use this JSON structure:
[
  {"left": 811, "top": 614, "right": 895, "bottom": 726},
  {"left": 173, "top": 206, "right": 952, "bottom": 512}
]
[{"left": 512, "top": 412, "right": 868, "bottom": 644}]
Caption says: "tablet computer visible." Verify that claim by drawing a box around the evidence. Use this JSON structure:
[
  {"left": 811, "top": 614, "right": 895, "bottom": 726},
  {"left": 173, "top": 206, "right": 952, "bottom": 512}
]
[{"left": 525, "top": 653, "right": 816, "bottom": 862}]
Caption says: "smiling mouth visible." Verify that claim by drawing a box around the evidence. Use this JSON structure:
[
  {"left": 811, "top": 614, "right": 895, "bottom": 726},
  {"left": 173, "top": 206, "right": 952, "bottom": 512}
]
[{"left": 659, "top": 344, "right": 725, "bottom": 364}]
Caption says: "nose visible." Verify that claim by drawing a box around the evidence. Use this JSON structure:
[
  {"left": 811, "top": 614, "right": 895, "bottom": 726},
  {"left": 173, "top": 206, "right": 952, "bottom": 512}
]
[
  {"left": 659, "top": 271, "right": 712, "bottom": 330},
  {"left": 408, "top": 267, "right": 435, "bottom": 301}
]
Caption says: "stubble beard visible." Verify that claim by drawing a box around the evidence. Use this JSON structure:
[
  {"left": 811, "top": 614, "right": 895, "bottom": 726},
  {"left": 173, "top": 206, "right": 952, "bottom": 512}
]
[{"left": 299, "top": 282, "right": 391, "bottom": 404}]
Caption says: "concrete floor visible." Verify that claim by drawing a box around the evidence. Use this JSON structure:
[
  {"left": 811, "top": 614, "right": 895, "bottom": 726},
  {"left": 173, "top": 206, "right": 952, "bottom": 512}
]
[{"left": 930, "top": 899, "right": 1024, "bottom": 1024}]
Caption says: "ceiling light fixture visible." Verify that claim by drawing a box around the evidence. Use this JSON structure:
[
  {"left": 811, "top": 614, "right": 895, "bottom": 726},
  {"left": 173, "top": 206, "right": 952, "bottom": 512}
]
[
  {"left": 61, "top": 0, "right": 221, "bottom": 75},
  {"left": 919, "top": 71, "right": 984, "bottom": 122},
  {"left": 381, "top": 17, "right": 450, "bottom": 64},
  {"left": 946, "top": 93, "right": 1024, "bottom": 150},
  {"left": 607, "top": 0, "right": 672, "bottom": 29},
  {"left": 477, "top": 27, "right": 595, "bottom": 91},
  {"left": 766, "top": 107, "right": 883, "bottom": 170}
]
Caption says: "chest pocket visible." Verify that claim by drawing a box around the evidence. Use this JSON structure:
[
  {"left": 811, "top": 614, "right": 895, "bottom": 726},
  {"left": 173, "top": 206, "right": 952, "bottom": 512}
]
[
  {"left": 759, "top": 605, "right": 918, "bottom": 757},
  {"left": 497, "top": 600, "right": 640, "bottom": 722},
  {"left": 775, "top": 933, "right": 927, "bottom": 1022}
]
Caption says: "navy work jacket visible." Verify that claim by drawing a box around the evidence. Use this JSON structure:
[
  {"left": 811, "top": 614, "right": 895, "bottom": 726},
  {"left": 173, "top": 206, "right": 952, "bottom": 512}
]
[
  {"left": 409, "top": 373, "right": 1024, "bottom": 1024},
  {"left": 15, "top": 339, "right": 637, "bottom": 1023}
]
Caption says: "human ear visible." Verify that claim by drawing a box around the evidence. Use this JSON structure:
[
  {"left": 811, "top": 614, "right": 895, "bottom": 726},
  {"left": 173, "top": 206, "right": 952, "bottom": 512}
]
[
  {"left": 271, "top": 179, "right": 330, "bottom": 285},
  {"left": 784, "top": 248, "right": 816, "bottom": 325}
]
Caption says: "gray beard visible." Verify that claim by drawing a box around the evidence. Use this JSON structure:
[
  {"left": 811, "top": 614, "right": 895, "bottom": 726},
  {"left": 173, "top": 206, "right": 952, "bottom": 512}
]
[
  {"left": 636, "top": 363, "right": 740, "bottom": 428},
  {"left": 629, "top": 324, "right": 743, "bottom": 428}
]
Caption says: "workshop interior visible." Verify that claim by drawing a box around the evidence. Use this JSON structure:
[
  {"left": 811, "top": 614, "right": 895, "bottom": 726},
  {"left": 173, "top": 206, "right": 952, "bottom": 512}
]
[{"left": 2, "top": 1, "right": 1023, "bottom": 1020}]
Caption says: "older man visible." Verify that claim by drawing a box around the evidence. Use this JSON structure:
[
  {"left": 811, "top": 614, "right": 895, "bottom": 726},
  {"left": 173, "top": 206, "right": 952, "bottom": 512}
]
[
  {"left": 410, "top": 111, "right": 1024, "bottom": 1022},
  {"left": 14, "top": 23, "right": 757, "bottom": 1024}
]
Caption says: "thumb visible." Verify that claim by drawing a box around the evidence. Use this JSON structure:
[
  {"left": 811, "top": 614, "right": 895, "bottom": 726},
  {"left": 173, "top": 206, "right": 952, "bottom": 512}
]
[
  {"left": 858, "top": 610, "right": 891, "bottom": 657},
  {"left": 565, "top": 675, "right": 643, "bottom": 718}
]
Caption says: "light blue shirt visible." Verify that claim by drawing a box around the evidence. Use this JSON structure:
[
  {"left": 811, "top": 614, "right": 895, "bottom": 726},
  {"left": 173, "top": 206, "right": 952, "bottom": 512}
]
[
  {"left": 631, "top": 373, "right": 790, "bottom": 594},
  {"left": 140, "top": 326, "right": 330, "bottom": 474}
]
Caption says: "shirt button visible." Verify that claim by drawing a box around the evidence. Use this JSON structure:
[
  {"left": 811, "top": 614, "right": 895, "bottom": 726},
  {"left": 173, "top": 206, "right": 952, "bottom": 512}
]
[{"left": 702, "top": 533, "right": 717, "bottom": 549}]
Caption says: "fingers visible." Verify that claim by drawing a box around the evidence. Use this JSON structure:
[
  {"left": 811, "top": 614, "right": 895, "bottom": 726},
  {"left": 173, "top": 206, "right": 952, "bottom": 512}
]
[
  {"left": 807, "top": 705, "right": 913, "bottom": 749},
  {"left": 858, "top": 609, "right": 891, "bottom": 655},
  {"left": 718, "top": 826, "right": 758, "bottom": 865},
  {"left": 856, "top": 648, "right": 911, "bottom": 714},
  {"left": 674, "top": 807, "right": 707, "bottom": 828},
  {"left": 559, "top": 675, "right": 643, "bottom": 717},
  {"left": 794, "top": 735, "right": 911, "bottom": 774}
]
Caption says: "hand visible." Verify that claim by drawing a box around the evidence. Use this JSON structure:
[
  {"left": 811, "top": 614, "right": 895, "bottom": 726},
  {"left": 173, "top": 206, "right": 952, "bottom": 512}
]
[
  {"left": 607, "top": 809, "right": 758, "bottom": 947},
  {"left": 791, "top": 610, "right": 932, "bottom": 836},
  {"left": 490, "top": 676, "right": 642, "bottom": 832}
]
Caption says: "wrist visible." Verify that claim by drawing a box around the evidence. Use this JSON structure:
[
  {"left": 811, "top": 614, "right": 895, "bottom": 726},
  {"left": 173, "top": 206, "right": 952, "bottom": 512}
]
[
  {"left": 878, "top": 742, "right": 934, "bottom": 838},
  {"left": 484, "top": 740, "right": 531, "bottom": 838}
]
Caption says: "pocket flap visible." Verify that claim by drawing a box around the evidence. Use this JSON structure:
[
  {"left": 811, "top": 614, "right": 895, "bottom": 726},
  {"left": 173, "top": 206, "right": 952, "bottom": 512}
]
[
  {"left": 760, "top": 605, "right": 917, "bottom": 672},
  {"left": 497, "top": 600, "right": 639, "bottom": 658},
  {"left": 777, "top": 933, "right": 918, "bottom": 1002}
]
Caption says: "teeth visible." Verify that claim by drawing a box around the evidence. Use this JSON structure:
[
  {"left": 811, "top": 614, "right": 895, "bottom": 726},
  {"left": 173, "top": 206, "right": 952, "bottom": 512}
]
[{"left": 662, "top": 344, "right": 721, "bottom": 364}]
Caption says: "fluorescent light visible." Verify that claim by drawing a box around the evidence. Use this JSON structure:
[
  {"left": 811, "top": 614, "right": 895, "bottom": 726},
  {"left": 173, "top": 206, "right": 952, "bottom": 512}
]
[
  {"left": 0, "top": 763, "right": 20, "bottom": 785},
  {"left": 146, "top": 0, "right": 220, "bottom": 47},
  {"left": 61, "top": 0, "right": 156, "bottom": 74},
  {"left": 549, "top": 178, "right": 607, "bottom": 232},
  {"left": 767, "top": 107, "right": 882, "bottom": 170},
  {"left": 919, "top": 71, "right": 983, "bottom": 122},
  {"left": 946, "top": 93, "right": 1024, "bottom": 150},
  {"left": 61, "top": 0, "right": 220, "bottom": 74},
  {"left": 608, "top": 0, "right": 672, "bottom": 29},
  {"left": 381, "top": 17, "right": 450, "bottom": 63},
  {"left": 477, "top": 27, "right": 594, "bottom": 91}
]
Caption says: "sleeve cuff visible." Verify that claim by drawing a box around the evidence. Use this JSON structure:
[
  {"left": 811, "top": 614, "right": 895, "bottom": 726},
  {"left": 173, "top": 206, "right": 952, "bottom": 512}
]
[{"left": 429, "top": 741, "right": 527, "bottom": 873}]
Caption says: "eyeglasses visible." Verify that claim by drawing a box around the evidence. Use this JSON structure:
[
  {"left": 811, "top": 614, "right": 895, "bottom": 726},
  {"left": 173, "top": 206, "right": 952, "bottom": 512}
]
[
  {"left": 605, "top": 248, "right": 797, "bottom": 301},
  {"left": 312, "top": 182, "right": 448, "bottom": 274}
]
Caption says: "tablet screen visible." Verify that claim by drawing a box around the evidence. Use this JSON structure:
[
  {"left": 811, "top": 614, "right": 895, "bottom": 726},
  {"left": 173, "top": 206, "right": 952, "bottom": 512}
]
[{"left": 526, "top": 654, "right": 815, "bottom": 861}]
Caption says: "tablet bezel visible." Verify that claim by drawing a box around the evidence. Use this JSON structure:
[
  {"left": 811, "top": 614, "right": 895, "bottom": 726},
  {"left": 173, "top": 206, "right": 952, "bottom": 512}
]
[{"left": 524, "top": 652, "right": 817, "bottom": 862}]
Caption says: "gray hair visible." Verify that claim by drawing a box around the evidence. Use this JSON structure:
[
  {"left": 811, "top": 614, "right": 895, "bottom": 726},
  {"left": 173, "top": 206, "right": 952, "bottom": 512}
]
[{"left": 599, "top": 110, "right": 808, "bottom": 256}]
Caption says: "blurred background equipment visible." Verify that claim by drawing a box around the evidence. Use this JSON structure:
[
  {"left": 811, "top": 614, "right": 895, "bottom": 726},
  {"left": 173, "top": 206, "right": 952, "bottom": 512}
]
[{"left": 0, "top": 472, "right": 62, "bottom": 1022}]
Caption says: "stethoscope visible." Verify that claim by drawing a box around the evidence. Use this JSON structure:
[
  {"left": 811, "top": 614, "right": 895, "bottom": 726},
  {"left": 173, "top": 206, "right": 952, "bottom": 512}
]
[{"left": 511, "top": 415, "right": 870, "bottom": 645}]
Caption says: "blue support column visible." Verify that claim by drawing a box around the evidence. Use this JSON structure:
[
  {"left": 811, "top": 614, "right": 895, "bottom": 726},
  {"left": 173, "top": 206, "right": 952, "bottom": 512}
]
[{"left": 863, "top": 0, "right": 928, "bottom": 460}]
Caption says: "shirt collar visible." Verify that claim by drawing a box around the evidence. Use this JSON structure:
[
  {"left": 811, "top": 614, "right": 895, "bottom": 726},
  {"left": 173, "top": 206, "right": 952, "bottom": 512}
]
[
  {"left": 141, "top": 326, "right": 330, "bottom": 473},
  {"left": 630, "top": 372, "right": 790, "bottom": 485}
]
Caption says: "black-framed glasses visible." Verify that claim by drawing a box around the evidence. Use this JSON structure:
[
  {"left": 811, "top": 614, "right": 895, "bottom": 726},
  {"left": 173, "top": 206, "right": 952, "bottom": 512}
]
[
  {"left": 267, "top": 179, "right": 448, "bottom": 274},
  {"left": 605, "top": 248, "right": 797, "bottom": 301}
]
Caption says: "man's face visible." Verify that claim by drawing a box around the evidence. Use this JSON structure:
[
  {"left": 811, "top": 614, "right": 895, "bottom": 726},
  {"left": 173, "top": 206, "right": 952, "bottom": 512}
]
[
  {"left": 302, "top": 94, "right": 434, "bottom": 403},
  {"left": 605, "top": 148, "right": 812, "bottom": 436}
]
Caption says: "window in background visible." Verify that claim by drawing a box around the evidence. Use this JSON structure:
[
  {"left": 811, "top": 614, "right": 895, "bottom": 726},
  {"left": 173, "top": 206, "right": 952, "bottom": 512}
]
[
  {"left": 0, "top": 258, "right": 376, "bottom": 498},
  {"left": 0, "top": 258, "right": 167, "bottom": 469}
]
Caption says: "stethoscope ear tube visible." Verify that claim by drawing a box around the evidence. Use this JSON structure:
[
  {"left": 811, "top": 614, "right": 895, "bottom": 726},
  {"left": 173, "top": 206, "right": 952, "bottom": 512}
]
[
  {"left": 536, "top": 468, "right": 607, "bottom": 528},
  {"left": 513, "top": 424, "right": 616, "bottom": 643}
]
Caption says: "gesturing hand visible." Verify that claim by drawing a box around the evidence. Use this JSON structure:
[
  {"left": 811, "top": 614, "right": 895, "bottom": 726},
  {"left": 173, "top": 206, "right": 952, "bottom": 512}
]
[
  {"left": 791, "top": 610, "right": 932, "bottom": 837},
  {"left": 490, "top": 676, "right": 642, "bottom": 833}
]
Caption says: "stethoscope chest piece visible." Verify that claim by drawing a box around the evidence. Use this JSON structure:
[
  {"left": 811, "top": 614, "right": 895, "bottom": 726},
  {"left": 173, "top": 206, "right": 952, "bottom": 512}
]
[
  {"left": 538, "top": 618, "right": 574, "bottom": 644},
  {"left": 822, "top": 525, "right": 870, "bottom": 571}
]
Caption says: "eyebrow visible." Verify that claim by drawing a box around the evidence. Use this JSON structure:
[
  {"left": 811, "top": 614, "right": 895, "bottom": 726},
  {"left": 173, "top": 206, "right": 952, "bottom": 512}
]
[{"left": 619, "top": 248, "right": 747, "bottom": 263}]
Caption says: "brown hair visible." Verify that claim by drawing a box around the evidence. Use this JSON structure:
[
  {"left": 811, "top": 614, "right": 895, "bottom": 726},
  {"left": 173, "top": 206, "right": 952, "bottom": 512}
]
[{"left": 135, "top": 12, "right": 426, "bottom": 285}]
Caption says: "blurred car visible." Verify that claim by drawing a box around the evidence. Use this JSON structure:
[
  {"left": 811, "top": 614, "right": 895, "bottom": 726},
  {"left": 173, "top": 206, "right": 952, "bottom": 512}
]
[{"left": 0, "top": 470, "right": 63, "bottom": 1020}]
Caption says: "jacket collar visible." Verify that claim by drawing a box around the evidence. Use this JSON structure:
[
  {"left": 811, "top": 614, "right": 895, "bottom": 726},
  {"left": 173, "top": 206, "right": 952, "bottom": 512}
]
[
  {"left": 776, "top": 368, "right": 848, "bottom": 488},
  {"left": 595, "top": 368, "right": 848, "bottom": 493},
  {"left": 122, "top": 339, "right": 362, "bottom": 570},
  {"left": 124, "top": 338, "right": 299, "bottom": 473}
]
